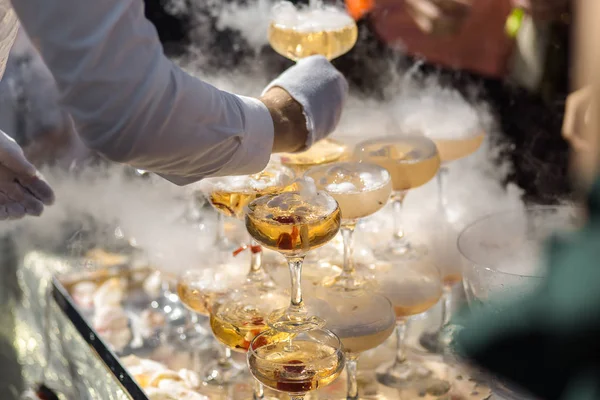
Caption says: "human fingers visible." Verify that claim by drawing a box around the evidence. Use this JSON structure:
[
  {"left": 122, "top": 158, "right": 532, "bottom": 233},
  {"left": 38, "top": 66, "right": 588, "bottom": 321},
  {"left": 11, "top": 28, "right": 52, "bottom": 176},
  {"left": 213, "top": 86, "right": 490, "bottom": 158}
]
[
  {"left": 18, "top": 175, "right": 55, "bottom": 206},
  {"left": 0, "top": 130, "right": 37, "bottom": 178}
]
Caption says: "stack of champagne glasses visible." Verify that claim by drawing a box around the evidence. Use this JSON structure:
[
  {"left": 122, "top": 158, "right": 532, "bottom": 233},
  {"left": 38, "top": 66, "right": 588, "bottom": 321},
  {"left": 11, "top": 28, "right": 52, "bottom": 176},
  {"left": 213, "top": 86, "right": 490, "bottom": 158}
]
[
  {"left": 173, "top": 134, "right": 460, "bottom": 399},
  {"left": 169, "top": 0, "right": 494, "bottom": 397}
]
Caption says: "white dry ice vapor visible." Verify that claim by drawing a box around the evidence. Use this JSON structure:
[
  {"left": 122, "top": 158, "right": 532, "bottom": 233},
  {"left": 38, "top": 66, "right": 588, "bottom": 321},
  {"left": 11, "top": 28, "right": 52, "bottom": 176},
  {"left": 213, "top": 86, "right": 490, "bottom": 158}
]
[
  {"left": 389, "top": 82, "right": 483, "bottom": 140},
  {"left": 271, "top": 1, "right": 354, "bottom": 32},
  {"left": 215, "top": 0, "right": 273, "bottom": 49},
  {"left": 294, "top": 177, "right": 337, "bottom": 211},
  {"left": 201, "top": 161, "right": 293, "bottom": 193},
  {"left": 317, "top": 164, "right": 388, "bottom": 194},
  {"left": 0, "top": 165, "right": 217, "bottom": 277}
]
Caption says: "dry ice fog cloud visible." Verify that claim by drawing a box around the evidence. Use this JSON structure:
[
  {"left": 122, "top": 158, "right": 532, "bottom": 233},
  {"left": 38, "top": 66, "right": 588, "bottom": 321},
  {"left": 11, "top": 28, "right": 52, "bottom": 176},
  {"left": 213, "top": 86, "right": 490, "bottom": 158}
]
[
  {"left": 0, "top": 0, "right": 539, "bottom": 273},
  {"left": 0, "top": 166, "right": 215, "bottom": 275}
]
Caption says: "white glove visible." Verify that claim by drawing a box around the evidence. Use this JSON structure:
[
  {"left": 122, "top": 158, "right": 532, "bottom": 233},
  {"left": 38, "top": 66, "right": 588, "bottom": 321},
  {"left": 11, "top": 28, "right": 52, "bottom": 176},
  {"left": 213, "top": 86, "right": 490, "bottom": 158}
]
[
  {"left": 262, "top": 55, "right": 348, "bottom": 150},
  {"left": 0, "top": 130, "right": 54, "bottom": 220}
]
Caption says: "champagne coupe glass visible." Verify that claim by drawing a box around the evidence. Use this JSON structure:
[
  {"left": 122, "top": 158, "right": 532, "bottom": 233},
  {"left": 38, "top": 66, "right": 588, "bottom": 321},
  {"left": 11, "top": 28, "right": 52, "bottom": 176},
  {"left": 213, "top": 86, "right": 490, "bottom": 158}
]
[
  {"left": 177, "top": 263, "right": 245, "bottom": 385},
  {"left": 277, "top": 138, "right": 351, "bottom": 271},
  {"left": 431, "top": 131, "right": 485, "bottom": 213},
  {"left": 248, "top": 328, "right": 346, "bottom": 400},
  {"left": 201, "top": 162, "right": 295, "bottom": 290},
  {"left": 268, "top": 0, "right": 358, "bottom": 62},
  {"left": 419, "top": 217, "right": 464, "bottom": 354},
  {"left": 210, "top": 286, "right": 290, "bottom": 399},
  {"left": 305, "top": 162, "right": 392, "bottom": 291},
  {"left": 456, "top": 205, "right": 580, "bottom": 400},
  {"left": 245, "top": 183, "right": 341, "bottom": 332},
  {"left": 309, "top": 290, "right": 396, "bottom": 400},
  {"left": 277, "top": 138, "right": 350, "bottom": 176},
  {"left": 374, "top": 257, "right": 449, "bottom": 393},
  {"left": 187, "top": 185, "right": 235, "bottom": 257},
  {"left": 355, "top": 135, "right": 441, "bottom": 261}
]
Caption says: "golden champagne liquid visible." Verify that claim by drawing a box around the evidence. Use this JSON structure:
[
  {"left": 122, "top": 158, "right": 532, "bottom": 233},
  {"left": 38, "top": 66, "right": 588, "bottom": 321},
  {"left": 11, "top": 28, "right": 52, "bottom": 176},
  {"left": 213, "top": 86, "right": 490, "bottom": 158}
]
[
  {"left": 434, "top": 133, "right": 485, "bottom": 163},
  {"left": 248, "top": 340, "right": 343, "bottom": 393},
  {"left": 207, "top": 164, "right": 295, "bottom": 219},
  {"left": 306, "top": 162, "right": 392, "bottom": 221},
  {"left": 279, "top": 139, "right": 350, "bottom": 175},
  {"left": 442, "top": 273, "right": 462, "bottom": 287},
  {"left": 336, "top": 324, "right": 395, "bottom": 354},
  {"left": 393, "top": 300, "right": 440, "bottom": 319},
  {"left": 359, "top": 141, "right": 441, "bottom": 191},
  {"left": 209, "top": 191, "right": 261, "bottom": 219},
  {"left": 246, "top": 192, "right": 341, "bottom": 256},
  {"left": 268, "top": 20, "right": 358, "bottom": 61},
  {"left": 177, "top": 281, "right": 223, "bottom": 317},
  {"left": 379, "top": 276, "right": 443, "bottom": 319},
  {"left": 210, "top": 291, "right": 290, "bottom": 353},
  {"left": 326, "top": 186, "right": 391, "bottom": 220},
  {"left": 210, "top": 312, "right": 286, "bottom": 353}
]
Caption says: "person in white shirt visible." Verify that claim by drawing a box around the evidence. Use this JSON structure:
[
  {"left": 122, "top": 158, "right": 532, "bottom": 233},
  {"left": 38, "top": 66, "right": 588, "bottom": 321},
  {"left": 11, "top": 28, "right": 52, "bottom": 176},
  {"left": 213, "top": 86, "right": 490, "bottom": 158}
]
[{"left": 0, "top": 0, "right": 348, "bottom": 219}]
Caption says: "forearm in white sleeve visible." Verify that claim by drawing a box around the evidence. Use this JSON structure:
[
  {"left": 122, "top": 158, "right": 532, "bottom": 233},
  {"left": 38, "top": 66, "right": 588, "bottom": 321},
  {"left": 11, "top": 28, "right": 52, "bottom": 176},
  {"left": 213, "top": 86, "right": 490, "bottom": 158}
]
[{"left": 9, "top": 0, "right": 274, "bottom": 185}]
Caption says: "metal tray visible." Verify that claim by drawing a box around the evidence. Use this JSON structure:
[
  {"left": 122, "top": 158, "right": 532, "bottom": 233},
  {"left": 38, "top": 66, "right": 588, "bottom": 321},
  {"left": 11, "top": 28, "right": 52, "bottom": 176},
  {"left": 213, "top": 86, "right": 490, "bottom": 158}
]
[{"left": 52, "top": 274, "right": 148, "bottom": 399}]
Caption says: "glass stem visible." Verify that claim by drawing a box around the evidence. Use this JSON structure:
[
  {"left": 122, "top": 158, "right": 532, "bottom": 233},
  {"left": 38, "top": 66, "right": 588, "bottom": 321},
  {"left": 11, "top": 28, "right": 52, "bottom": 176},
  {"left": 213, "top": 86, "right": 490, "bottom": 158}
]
[
  {"left": 440, "top": 286, "right": 453, "bottom": 328},
  {"left": 160, "top": 280, "right": 172, "bottom": 297},
  {"left": 391, "top": 192, "right": 408, "bottom": 250},
  {"left": 249, "top": 240, "right": 263, "bottom": 274},
  {"left": 287, "top": 257, "right": 305, "bottom": 309},
  {"left": 392, "top": 320, "right": 408, "bottom": 367},
  {"left": 339, "top": 223, "right": 357, "bottom": 281},
  {"left": 247, "top": 240, "right": 268, "bottom": 285},
  {"left": 253, "top": 380, "right": 265, "bottom": 400},
  {"left": 436, "top": 166, "right": 449, "bottom": 213},
  {"left": 189, "top": 311, "right": 199, "bottom": 326},
  {"left": 216, "top": 213, "right": 224, "bottom": 244},
  {"left": 219, "top": 346, "right": 232, "bottom": 365},
  {"left": 346, "top": 354, "right": 359, "bottom": 400}
]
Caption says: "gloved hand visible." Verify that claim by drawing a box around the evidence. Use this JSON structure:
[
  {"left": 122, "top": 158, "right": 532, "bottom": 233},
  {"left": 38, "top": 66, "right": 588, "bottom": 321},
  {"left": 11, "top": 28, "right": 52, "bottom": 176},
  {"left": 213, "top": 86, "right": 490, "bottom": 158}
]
[
  {"left": 262, "top": 55, "right": 348, "bottom": 151},
  {"left": 0, "top": 130, "right": 54, "bottom": 220}
]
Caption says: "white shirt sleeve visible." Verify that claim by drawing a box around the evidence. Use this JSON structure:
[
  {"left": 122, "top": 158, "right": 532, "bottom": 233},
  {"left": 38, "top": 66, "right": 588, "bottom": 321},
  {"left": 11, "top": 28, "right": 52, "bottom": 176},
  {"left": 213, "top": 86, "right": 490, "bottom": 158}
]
[
  {"left": 9, "top": 0, "right": 275, "bottom": 185},
  {"left": 0, "top": 0, "right": 19, "bottom": 81}
]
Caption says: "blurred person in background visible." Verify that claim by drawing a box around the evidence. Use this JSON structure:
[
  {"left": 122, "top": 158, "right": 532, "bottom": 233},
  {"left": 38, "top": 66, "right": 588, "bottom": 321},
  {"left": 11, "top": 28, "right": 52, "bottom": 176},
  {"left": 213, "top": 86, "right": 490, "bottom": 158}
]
[
  {"left": 342, "top": 0, "right": 573, "bottom": 203},
  {"left": 453, "top": 1, "right": 600, "bottom": 399},
  {"left": 0, "top": 0, "right": 348, "bottom": 218}
]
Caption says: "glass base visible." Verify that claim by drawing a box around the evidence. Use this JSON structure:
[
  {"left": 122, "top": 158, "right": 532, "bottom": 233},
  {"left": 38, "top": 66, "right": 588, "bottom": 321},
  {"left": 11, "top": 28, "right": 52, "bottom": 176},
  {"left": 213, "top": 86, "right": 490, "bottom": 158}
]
[
  {"left": 267, "top": 307, "right": 326, "bottom": 333},
  {"left": 490, "top": 378, "right": 536, "bottom": 400},
  {"left": 374, "top": 241, "right": 428, "bottom": 262},
  {"left": 418, "top": 324, "right": 458, "bottom": 356},
  {"left": 418, "top": 330, "right": 445, "bottom": 354},
  {"left": 201, "top": 357, "right": 244, "bottom": 386},
  {"left": 376, "top": 360, "right": 450, "bottom": 395}
]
